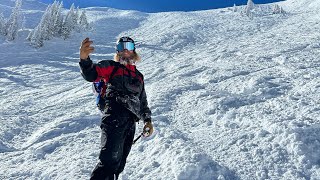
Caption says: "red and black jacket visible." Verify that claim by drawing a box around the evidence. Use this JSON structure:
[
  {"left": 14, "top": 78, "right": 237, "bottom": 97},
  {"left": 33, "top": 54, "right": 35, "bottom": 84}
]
[{"left": 79, "top": 57, "right": 151, "bottom": 123}]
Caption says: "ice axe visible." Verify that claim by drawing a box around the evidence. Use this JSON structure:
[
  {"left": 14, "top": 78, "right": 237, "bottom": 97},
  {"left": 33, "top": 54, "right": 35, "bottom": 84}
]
[
  {"left": 132, "top": 127, "right": 153, "bottom": 144},
  {"left": 133, "top": 133, "right": 143, "bottom": 144}
]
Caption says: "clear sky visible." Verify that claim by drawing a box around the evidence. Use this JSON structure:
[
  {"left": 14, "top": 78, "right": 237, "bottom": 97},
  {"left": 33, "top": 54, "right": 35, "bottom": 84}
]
[{"left": 39, "top": 0, "right": 285, "bottom": 12}]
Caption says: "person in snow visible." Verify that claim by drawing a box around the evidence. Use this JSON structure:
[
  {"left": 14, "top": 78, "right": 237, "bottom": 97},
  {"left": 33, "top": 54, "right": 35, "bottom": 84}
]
[{"left": 79, "top": 36, "right": 154, "bottom": 180}]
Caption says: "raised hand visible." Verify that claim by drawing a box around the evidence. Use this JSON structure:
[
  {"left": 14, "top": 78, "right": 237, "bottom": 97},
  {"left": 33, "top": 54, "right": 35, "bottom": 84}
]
[{"left": 80, "top": 37, "right": 94, "bottom": 60}]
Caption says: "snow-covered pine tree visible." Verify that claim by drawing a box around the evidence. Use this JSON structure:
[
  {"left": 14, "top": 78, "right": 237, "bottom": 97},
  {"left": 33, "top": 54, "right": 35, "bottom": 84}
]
[
  {"left": 27, "top": 1, "right": 90, "bottom": 47},
  {"left": 5, "top": 0, "right": 22, "bottom": 41},
  {"left": 273, "top": 4, "right": 280, "bottom": 14},
  {"left": 280, "top": 7, "right": 285, "bottom": 14},
  {"left": 244, "top": 0, "right": 255, "bottom": 17},
  {"left": 61, "top": 3, "right": 76, "bottom": 39},
  {"left": 0, "top": 13, "right": 6, "bottom": 36},
  {"left": 233, "top": 4, "right": 237, "bottom": 12},
  {"left": 27, "top": 4, "right": 52, "bottom": 47},
  {"left": 75, "top": 6, "right": 80, "bottom": 22},
  {"left": 53, "top": 1, "right": 63, "bottom": 37},
  {"left": 79, "top": 10, "right": 90, "bottom": 31},
  {"left": 41, "top": 4, "right": 53, "bottom": 40},
  {"left": 47, "top": 1, "right": 59, "bottom": 39},
  {"left": 273, "top": 4, "right": 285, "bottom": 14},
  {"left": 74, "top": 6, "right": 81, "bottom": 32},
  {"left": 29, "top": 26, "right": 44, "bottom": 47},
  {"left": 27, "top": 1, "right": 65, "bottom": 47},
  {"left": 47, "top": 1, "right": 64, "bottom": 38}
]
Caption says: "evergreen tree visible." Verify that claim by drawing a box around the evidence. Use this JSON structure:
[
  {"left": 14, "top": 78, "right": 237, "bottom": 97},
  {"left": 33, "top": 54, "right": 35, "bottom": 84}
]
[
  {"left": 74, "top": 6, "right": 81, "bottom": 32},
  {"left": 233, "top": 4, "right": 237, "bottom": 12},
  {"left": 41, "top": 4, "right": 53, "bottom": 40},
  {"left": 27, "top": 1, "right": 63, "bottom": 47},
  {"left": 75, "top": 6, "right": 80, "bottom": 24},
  {"left": 0, "top": 13, "right": 6, "bottom": 36},
  {"left": 52, "top": 1, "right": 63, "bottom": 37},
  {"left": 61, "top": 3, "right": 76, "bottom": 39},
  {"left": 27, "top": 1, "right": 91, "bottom": 47},
  {"left": 79, "top": 10, "right": 90, "bottom": 31},
  {"left": 245, "top": 0, "right": 255, "bottom": 17},
  {"left": 29, "top": 26, "right": 44, "bottom": 47},
  {"left": 6, "top": 0, "right": 22, "bottom": 41},
  {"left": 273, "top": 4, "right": 285, "bottom": 14},
  {"left": 27, "top": 4, "right": 51, "bottom": 47},
  {"left": 47, "top": 1, "right": 58, "bottom": 38}
]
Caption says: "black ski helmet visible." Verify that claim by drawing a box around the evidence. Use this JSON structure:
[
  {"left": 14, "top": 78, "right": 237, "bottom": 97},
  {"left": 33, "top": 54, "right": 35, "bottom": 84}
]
[{"left": 116, "top": 36, "right": 135, "bottom": 52}]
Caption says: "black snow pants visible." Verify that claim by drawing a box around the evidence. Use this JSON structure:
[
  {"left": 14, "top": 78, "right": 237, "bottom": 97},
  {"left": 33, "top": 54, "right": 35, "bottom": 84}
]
[{"left": 90, "top": 103, "right": 136, "bottom": 180}]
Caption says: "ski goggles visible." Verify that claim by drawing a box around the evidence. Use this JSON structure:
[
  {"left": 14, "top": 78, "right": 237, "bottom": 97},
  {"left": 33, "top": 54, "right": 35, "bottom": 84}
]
[{"left": 116, "top": 42, "right": 135, "bottom": 51}]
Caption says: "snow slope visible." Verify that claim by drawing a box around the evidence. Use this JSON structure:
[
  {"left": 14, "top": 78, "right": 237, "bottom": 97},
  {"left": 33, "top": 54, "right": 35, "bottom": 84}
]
[
  {"left": 0, "top": 0, "right": 320, "bottom": 179},
  {"left": 282, "top": 0, "right": 320, "bottom": 11}
]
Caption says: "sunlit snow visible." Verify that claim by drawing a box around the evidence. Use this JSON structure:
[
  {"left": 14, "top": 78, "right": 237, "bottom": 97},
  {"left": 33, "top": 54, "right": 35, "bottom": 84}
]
[{"left": 0, "top": 0, "right": 320, "bottom": 179}]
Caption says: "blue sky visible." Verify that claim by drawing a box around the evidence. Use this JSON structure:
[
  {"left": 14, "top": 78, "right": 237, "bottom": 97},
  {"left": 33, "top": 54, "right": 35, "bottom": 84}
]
[{"left": 39, "top": 0, "right": 285, "bottom": 12}]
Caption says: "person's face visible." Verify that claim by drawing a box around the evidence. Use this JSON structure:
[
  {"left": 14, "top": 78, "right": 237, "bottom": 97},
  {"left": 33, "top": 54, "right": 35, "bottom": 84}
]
[{"left": 119, "top": 49, "right": 134, "bottom": 59}]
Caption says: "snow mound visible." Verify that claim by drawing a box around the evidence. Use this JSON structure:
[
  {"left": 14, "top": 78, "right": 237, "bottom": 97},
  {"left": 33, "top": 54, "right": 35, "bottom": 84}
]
[
  {"left": 172, "top": 150, "right": 234, "bottom": 180},
  {"left": 288, "top": 125, "right": 320, "bottom": 167},
  {"left": 123, "top": 126, "right": 237, "bottom": 180}
]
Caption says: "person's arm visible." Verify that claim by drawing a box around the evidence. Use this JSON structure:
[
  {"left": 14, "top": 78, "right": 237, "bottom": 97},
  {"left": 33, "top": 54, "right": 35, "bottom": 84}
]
[
  {"left": 140, "top": 84, "right": 154, "bottom": 137},
  {"left": 140, "top": 83, "right": 152, "bottom": 123},
  {"left": 79, "top": 56, "right": 98, "bottom": 82},
  {"left": 79, "top": 37, "right": 97, "bottom": 82}
]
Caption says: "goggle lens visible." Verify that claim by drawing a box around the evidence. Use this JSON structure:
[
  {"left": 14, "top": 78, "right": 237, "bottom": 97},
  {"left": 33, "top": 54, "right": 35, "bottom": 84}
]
[{"left": 117, "top": 42, "right": 135, "bottom": 51}]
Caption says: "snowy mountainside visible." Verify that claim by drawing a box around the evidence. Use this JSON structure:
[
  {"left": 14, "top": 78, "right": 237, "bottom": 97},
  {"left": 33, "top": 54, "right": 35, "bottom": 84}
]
[
  {"left": 282, "top": 0, "right": 320, "bottom": 11},
  {"left": 0, "top": 0, "right": 47, "bottom": 16},
  {"left": 125, "top": 3, "right": 320, "bottom": 179},
  {"left": 1, "top": 0, "right": 320, "bottom": 179}
]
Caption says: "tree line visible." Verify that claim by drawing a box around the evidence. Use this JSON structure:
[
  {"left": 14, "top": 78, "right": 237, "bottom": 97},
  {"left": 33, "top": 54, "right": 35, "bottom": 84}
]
[{"left": 0, "top": 0, "right": 90, "bottom": 48}]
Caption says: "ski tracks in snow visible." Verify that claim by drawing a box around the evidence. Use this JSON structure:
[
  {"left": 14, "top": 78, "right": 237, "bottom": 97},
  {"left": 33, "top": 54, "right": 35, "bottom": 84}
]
[
  {"left": 123, "top": 81, "right": 238, "bottom": 180},
  {"left": 0, "top": 6, "right": 149, "bottom": 179},
  {"left": 126, "top": 6, "right": 320, "bottom": 179},
  {"left": 1, "top": 1, "right": 320, "bottom": 179}
]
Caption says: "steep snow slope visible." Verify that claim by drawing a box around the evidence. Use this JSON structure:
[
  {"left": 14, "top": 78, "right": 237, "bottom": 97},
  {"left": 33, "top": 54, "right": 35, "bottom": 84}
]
[
  {"left": 0, "top": 0, "right": 320, "bottom": 179},
  {"left": 282, "top": 0, "right": 320, "bottom": 11},
  {"left": 124, "top": 3, "right": 320, "bottom": 179}
]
